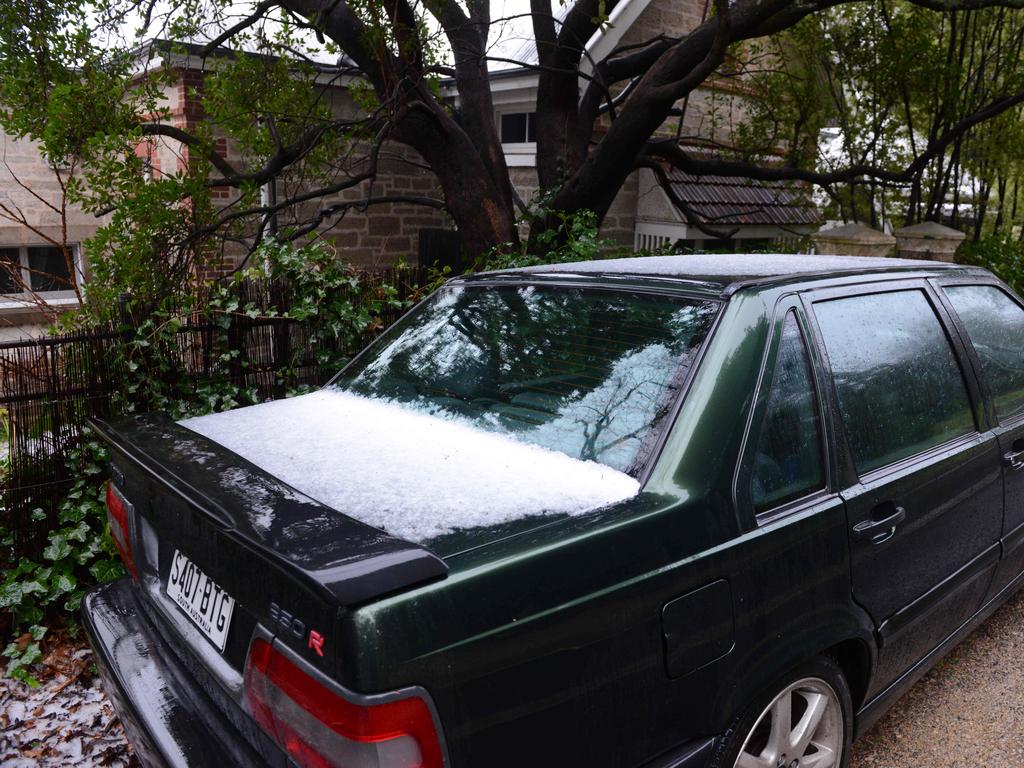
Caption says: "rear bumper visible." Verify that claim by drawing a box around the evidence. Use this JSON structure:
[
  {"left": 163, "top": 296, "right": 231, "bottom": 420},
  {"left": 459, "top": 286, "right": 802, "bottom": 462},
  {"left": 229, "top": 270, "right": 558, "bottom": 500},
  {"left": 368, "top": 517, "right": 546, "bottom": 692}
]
[
  {"left": 82, "top": 578, "right": 275, "bottom": 768},
  {"left": 85, "top": 578, "right": 717, "bottom": 768}
]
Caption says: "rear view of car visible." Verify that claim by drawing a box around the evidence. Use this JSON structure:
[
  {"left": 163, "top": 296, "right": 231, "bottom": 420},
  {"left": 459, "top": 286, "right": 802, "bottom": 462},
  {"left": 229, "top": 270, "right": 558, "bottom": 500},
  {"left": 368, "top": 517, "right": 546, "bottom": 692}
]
[
  {"left": 86, "top": 253, "right": 1024, "bottom": 768},
  {"left": 84, "top": 274, "right": 720, "bottom": 767}
]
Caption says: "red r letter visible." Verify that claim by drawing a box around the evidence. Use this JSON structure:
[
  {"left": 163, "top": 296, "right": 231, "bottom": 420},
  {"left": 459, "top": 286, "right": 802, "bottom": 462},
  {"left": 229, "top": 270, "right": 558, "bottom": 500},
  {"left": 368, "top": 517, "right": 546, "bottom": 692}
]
[{"left": 308, "top": 630, "right": 325, "bottom": 657}]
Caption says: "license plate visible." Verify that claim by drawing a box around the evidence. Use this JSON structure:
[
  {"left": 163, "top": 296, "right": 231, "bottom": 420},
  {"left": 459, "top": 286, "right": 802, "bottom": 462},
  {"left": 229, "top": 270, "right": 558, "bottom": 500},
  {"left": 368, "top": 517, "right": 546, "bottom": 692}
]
[{"left": 166, "top": 549, "right": 235, "bottom": 652}]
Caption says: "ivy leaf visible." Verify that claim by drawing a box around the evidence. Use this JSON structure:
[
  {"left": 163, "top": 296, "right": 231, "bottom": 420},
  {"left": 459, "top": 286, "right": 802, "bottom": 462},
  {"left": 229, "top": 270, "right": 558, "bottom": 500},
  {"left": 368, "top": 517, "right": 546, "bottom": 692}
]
[
  {"left": 51, "top": 570, "right": 77, "bottom": 596},
  {"left": 20, "top": 579, "right": 47, "bottom": 597},
  {"left": 0, "top": 582, "right": 24, "bottom": 608},
  {"left": 89, "top": 559, "right": 124, "bottom": 583},
  {"left": 42, "top": 534, "right": 71, "bottom": 562},
  {"left": 66, "top": 520, "right": 91, "bottom": 543}
]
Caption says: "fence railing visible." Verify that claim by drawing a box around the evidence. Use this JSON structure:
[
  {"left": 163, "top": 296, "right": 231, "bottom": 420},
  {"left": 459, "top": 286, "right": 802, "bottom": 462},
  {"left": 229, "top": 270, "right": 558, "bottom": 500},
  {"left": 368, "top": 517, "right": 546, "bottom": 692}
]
[{"left": 0, "top": 266, "right": 430, "bottom": 560}]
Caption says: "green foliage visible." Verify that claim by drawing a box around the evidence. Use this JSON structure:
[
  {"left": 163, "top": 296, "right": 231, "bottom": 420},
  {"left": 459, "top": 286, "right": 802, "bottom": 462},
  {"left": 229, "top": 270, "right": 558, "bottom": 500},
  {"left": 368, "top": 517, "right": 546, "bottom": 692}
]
[
  {"left": 3, "top": 625, "right": 46, "bottom": 687},
  {"left": 81, "top": 239, "right": 413, "bottom": 418},
  {"left": 203, "top": 53, "right": 347, "bottom": 179},
  {"left": 735, "top": 0, "right": 1024, "bottom": 229},
  {"left": 2, "top": 241, "right": 416, "bottom": 688},
  {"left": 958, "top": 233, "right": 1024, "bottom": 294},
  {"left": 478, "top": 193, "right": 617, "bottom": 272},
  {"left": 1, "top": 434, "right": 123, "bottom": 684},
  {"left": 250, "top": 240, "right": 407, "bottom": 373}
]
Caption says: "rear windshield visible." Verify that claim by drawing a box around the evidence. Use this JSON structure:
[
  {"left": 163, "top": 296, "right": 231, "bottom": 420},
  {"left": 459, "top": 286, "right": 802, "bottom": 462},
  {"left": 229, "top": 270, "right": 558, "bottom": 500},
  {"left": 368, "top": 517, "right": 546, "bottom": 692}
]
[{"left": 330, "top": 284, "right": 718, "bottom": 474}]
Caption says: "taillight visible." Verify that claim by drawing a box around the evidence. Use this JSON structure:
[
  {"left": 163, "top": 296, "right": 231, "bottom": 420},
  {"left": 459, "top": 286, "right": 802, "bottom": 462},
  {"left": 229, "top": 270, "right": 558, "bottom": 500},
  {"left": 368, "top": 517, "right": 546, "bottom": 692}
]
[
  {"left": 244, "top": 638, "right": 444, "bottom": 768},
  {"left": 105, "top": 481, "right": 137, "bottom": 580}
]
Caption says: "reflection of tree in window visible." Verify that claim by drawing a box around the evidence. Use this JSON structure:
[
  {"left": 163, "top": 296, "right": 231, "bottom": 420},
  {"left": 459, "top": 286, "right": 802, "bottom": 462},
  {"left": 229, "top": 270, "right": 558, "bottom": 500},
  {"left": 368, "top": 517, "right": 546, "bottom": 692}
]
[
  {"left": 335, "top": 286, "right": 718, "bottom": 473},
  {"left": 944, "top": 285, "right": 1024, "bottom": 421},
  {"left": 815, "top": 290, "right": 974, "bottom": 474}
]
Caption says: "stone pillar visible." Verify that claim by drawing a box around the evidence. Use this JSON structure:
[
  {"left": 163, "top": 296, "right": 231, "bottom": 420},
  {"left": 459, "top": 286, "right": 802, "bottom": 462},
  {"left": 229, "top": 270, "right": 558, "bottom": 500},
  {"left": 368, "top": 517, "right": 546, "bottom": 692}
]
[
  {"left": 892, "top": 221, "right": 966, "bottom": 263},
  {"left": 810, "top": 223, "right": 896, "bottom": 258}
]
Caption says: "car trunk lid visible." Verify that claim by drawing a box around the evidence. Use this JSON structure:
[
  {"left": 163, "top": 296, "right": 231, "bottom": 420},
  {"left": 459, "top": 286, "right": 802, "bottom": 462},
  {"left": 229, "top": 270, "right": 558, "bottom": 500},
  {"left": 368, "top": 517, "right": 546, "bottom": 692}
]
[{"left": 90, "top": 413, "right": 448, "bottom": 677}]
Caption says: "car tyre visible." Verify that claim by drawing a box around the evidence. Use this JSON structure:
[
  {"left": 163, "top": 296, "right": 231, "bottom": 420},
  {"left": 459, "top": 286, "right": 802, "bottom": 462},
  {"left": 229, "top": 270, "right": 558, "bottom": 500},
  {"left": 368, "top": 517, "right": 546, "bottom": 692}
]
[{"left": 709, "top": 656, "right": 853, "bottom": 768}]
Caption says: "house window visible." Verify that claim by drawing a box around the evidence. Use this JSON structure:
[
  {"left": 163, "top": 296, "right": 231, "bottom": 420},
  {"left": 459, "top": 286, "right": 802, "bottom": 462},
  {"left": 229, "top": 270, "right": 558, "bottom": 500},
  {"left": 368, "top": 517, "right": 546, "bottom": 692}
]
[
  {"left": 0, "top": 245, "right": 78, "bottom": 296},
  {"left": 500, "top": 112, "right": 537, "bottom": 144}
]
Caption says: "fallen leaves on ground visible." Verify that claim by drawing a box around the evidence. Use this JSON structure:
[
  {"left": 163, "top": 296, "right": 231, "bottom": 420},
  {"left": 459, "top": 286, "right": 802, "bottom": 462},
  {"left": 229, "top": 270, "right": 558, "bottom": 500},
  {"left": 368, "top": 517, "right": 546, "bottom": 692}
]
[{"left": 0, "top": 636, "right": 135, "bottom": 767}]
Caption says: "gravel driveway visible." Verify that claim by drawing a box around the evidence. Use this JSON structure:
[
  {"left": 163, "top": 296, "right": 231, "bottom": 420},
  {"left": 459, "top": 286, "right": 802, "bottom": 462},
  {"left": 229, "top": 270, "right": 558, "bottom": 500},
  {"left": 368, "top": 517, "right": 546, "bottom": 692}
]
[
  {"left": 3, "top": 589, "right": 1024, "bottom": 767},
  {"left": 851, "top": 588, "right": 1024, "bottom": 766}
]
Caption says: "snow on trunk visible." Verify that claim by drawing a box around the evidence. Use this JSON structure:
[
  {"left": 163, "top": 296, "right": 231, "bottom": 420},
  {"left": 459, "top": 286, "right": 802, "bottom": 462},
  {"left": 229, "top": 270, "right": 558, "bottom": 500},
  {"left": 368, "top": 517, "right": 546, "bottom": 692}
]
[{"left": 179, "top": 390, "right": 640, "bottom": 543}]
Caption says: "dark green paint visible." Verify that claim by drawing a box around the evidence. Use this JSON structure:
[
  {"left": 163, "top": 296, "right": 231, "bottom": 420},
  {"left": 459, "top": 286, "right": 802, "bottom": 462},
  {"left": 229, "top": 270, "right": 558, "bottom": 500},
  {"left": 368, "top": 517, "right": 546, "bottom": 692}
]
[{"left": 84, "top": 257, "right": 1024, "bottom": 768}]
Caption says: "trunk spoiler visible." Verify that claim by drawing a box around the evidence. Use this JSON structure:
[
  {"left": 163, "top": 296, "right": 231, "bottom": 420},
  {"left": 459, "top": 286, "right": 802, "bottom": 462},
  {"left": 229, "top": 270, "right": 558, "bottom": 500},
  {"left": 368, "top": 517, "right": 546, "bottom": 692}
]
[{"left": 89, "top": 414, "right": 449, "bottom": 607}]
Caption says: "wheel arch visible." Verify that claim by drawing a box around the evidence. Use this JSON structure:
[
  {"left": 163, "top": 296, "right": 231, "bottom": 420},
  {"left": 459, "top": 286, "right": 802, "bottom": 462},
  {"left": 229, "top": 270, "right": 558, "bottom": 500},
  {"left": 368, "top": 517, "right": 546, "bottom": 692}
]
[{"left": 823, "top": 636, "right": 873, "bottom": 712}]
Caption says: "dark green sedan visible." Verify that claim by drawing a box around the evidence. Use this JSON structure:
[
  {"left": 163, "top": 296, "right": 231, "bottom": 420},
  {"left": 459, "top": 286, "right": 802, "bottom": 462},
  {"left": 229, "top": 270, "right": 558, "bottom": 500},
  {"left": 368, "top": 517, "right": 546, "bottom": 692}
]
[{"left": 83, "top": 253, "right": 1024, "bottom": 768}]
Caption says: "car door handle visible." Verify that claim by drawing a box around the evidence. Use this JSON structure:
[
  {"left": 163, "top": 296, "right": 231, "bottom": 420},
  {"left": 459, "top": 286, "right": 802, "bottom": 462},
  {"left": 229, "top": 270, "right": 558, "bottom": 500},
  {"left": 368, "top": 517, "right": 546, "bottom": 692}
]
[
  {"left": 852, "top": 505, "right": 906, "bottom": 545},
  {"left": 1004, "top": 449, "right": 1024, "bottom": 471}
]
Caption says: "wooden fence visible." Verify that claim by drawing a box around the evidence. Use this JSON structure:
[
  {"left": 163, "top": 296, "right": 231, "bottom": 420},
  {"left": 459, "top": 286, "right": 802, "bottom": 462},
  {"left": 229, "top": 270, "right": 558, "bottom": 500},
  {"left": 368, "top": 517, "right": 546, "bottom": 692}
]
[{"left": 0, "top": 267, "right": 430, "bottom": 560}]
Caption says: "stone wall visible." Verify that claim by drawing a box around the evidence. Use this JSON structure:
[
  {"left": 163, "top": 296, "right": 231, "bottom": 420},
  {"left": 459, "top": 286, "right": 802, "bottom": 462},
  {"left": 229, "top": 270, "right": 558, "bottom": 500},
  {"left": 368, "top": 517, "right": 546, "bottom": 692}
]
[
  {"left": 0, "top": 130, "right": 105, "bottom": 336},
  {"left": 508, "top": 167, "right": 638, "bottom": 251},
  {"left": 0, "top": 133, "right": 103, "bottom": 251},
  {"left": 164, "top": 78, "right": 452, "bottom": 271},
  {"left": 619, "top": 0, "right": 707, "bottom": 46}
]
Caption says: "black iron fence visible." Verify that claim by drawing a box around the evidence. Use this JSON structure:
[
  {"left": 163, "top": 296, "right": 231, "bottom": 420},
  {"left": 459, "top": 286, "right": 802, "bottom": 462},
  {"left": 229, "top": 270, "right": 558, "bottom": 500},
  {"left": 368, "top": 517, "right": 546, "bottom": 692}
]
[{"left": 0, "top": 266, "right": 430, "bottom": 560}]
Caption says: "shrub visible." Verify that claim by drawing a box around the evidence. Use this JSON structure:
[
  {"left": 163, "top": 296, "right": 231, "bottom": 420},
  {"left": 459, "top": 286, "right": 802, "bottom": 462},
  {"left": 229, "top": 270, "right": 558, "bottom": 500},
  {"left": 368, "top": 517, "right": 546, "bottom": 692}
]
[
  {"left": 0, "top": 435, "right": 121, "bottom": 686},
  {"left": 477, "top": 195, "right": 620, "bottom": 272},
  {"left": 958, "top": 233, "right": 1024, "bottom": 294},
  {"left": 1, "top": 240, "right": 419, "bottom": 684}
]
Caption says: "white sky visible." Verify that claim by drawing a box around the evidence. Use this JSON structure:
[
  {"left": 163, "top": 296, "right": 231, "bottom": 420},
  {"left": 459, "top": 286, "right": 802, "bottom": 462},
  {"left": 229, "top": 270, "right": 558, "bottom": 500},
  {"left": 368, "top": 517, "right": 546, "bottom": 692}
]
[{"left": 100, "top": 0, "right": 544, "bottom": 69}]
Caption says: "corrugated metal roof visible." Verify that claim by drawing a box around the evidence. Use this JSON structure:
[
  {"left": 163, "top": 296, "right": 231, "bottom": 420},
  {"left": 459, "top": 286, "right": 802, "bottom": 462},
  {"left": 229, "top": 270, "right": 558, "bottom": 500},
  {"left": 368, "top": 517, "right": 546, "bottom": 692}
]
[{"left": 663, "top": 166, "right": 822, "bottom": 227}]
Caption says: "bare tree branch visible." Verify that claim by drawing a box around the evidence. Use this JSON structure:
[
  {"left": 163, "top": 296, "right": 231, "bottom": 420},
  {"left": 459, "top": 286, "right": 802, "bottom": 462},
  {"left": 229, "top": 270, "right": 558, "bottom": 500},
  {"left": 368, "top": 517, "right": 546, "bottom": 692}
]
[
  {"left": 139, "top": 123, "right": 239, "bottom": 179},
  {"left": 198, "top": 0, "right": 277, "bottom": 57}
]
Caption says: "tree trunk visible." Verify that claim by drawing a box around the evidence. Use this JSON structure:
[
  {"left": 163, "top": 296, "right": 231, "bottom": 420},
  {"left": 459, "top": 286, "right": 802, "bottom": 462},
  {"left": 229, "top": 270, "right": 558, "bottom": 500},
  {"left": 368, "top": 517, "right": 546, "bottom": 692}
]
[
  {"left": 905, "top": 175, "right": 923, "bottom": 226},
  {"left": 974, "top": 177, "right": 992, "bottom": 241},
  {"left": 993, "top": 174, "right": 1008, "bottom": 233},
  {"left": 395, "top": 108, "right": 519, "bottom": 258}
]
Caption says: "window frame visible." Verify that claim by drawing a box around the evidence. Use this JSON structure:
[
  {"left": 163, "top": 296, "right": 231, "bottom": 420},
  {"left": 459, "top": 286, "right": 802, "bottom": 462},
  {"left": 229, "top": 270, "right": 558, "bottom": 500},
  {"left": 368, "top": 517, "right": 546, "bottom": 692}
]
[
  {"left": 496, "top": 109, "right": 537, "bottom": 166},
  {"left": 0, "top": 244, "right": 83, "bottom": 302},
  {"left": 733, "top": 296, "right": 835, "bottom": 525},
  {"left": 930, "top": 275, "right": 1022, "bottom": 432},
  {"left": 802, "top": 279, "right": 987, "bottom": 487},
  {"left": 498, "top": 110, "right": 536, "bottom": 146}
]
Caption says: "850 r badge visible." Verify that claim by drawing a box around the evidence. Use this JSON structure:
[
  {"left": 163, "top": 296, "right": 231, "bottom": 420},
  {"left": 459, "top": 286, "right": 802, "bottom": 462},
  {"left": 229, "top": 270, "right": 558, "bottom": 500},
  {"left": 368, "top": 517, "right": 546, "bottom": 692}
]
[{"left": 269, "top": 602, "right": 326, "bottom": 657}]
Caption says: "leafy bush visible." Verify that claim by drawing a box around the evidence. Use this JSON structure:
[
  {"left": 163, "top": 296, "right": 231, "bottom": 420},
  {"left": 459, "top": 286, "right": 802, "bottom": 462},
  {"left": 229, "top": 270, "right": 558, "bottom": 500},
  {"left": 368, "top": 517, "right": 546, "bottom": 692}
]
[
  {"left": 1, "top": 434, "right": 121, "bottom": 686},
  {"left": 477, "top": 194, "right": 618, "bottom": 272},
  {"left": 251, "top": 239, "right": 409, "bottom": 374},
  {"left": 1, "top": 240, "right": 417, "bottom": 683},
  {"left": 958, "top": 233, "right": 1024, "bottom": 295}
]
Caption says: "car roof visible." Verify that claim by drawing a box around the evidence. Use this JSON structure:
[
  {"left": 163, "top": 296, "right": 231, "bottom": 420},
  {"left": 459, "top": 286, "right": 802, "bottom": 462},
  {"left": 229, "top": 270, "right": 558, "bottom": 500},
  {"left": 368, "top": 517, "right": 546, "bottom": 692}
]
[{"left": 463, "top": 253, "right": 987, "bottom": 295}]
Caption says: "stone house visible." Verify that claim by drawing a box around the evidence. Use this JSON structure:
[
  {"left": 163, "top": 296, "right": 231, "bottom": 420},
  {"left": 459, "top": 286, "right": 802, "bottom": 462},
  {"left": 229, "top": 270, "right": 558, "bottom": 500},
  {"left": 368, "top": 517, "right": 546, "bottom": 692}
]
[
  {"left": 0, "top": 136, "right": 97, "bottom": 341},
  {"left": 0, "top": 0, "right": 819, "bottom": 338}
]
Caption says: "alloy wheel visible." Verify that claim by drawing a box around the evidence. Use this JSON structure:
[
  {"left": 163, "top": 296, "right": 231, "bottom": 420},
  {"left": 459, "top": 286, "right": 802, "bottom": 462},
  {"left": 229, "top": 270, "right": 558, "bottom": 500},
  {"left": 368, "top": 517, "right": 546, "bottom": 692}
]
[{"left": 733, "top": 677, "right": 843, "bottom": 768}]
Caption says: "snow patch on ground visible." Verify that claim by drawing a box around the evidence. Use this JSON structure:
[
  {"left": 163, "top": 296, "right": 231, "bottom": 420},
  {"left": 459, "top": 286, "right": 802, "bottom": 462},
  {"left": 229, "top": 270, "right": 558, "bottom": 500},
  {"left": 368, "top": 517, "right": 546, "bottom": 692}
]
[
  {"left": 0, "top": 646, "right": 135, "bottom": 767},
  {"left": 179, "top": 390, "right": 640, "bottom": 543}
]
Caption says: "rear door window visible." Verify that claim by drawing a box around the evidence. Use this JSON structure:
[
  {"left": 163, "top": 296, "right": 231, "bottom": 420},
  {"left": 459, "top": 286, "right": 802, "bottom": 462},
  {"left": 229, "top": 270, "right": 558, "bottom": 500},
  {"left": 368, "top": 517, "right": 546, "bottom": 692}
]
[
  {"left": 751, "top": 312, "right": 825, "bottom": 512},
  {"left": 943, "top": 285, "right": 1024, "bottom": 422},
  {"left": 814, "top": 290, "right": 975, "bottom": 475}
]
